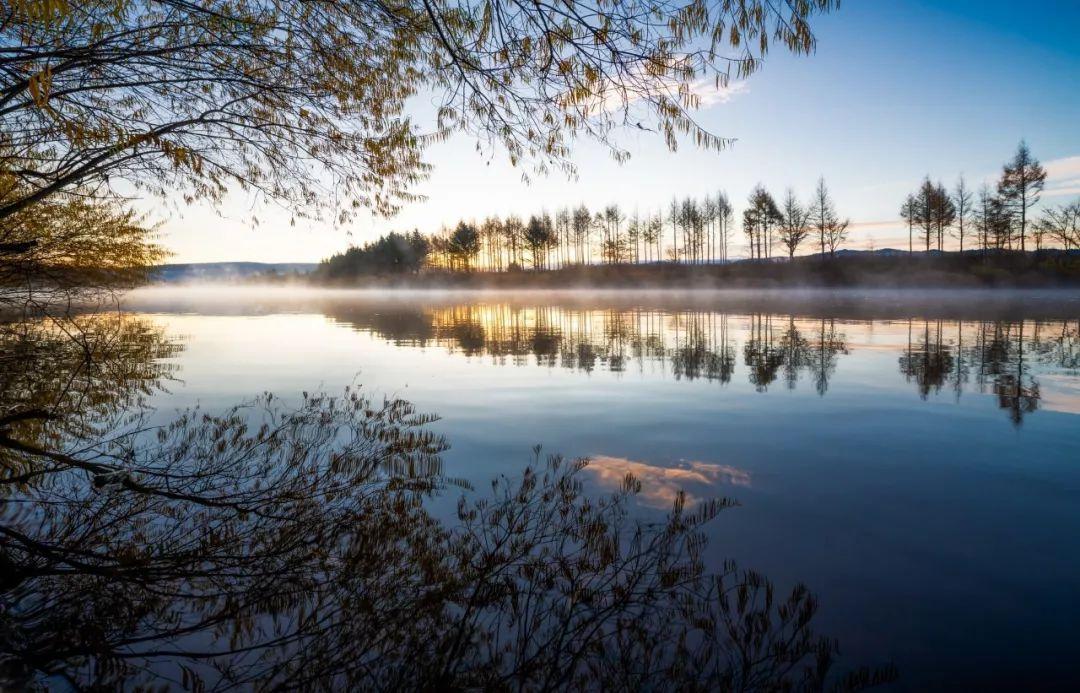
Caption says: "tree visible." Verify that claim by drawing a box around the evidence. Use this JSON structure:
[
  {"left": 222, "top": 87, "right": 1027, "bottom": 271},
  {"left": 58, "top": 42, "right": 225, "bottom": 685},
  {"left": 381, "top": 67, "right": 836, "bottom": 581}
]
[
  {"left": 503, "top": 215, "right": 525, "bottom": 269},
  {"left": 808, "top": 178, "right": 841, "bottom": 257},
  {"left": 701, "top": 197, "right": 717, "bottom": 262},
  {"left": 1038, "top": 201, "right": 1080, "bottom": 250},
  {"left": 900, "top": 194, "right": 917, "bottom": 256},
  {"left": 997, "top": 141, "right": 1047, "bottom": 251},
  {"left": 679, "top": 198, "right": 702, "bottom": 263},
  {"left": 317, "top": 231, "right": 430, "bottom": 279},
  {"left": 823, "top": 217, "right": 850, "bottom": 257},
  {"left": 450, "top": 221, "right": 481, "bottom": 271},
  {"left": 479, "top": 216, "right": 504, "bottom": 270},
  {"left": 974, "top": 184, "right": 1010, "bottom": 251},
  {"left": 778, "top": 188, "right": 810, "bottom": 258},
  {"left": 554, "top": 208, "right": 572, "bottom": 268},
  {"left": 643, "top": 213, "right": 662, "bottom": 263},
  {"left": 603, "top": 205, "right": 625, "bottom": 264},
  {"left": 953, "top": 176, "right": 973, "bottom": 253},
  {"left": 741, "top": 186, "right": 781, "bottom": 260},
  {"left": 913, "top": 178, "right": 937, "bottom": 252},
  {"left": 571, "top": 205, "right": 592, "bottom": 265},
  {"left": 0, "top": 188, "right": 165, "bottom": 295},
  {"left": 717, "top": 192, "right": 734, "bottom": 263},
  {"left": 669, "top": 198, "right": 681, "bottom": 263},
  {"left": 931, "top": 181, "right": 956, "bottom": 252},
  {"left": 524, "top": 215, "right": 556, "bottom": 269},
  {"left": 0, "top": 0, "right": 841, "bottom": 229},
  {"left": 627, "top": 211, "right": 643, "bottom": 263}
]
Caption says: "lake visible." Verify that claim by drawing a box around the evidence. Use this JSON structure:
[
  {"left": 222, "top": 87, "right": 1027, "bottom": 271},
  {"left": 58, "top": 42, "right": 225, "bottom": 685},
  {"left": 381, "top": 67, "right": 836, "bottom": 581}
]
[{"left": 118, "top": 286, "right": 1080, "bottom": 690}]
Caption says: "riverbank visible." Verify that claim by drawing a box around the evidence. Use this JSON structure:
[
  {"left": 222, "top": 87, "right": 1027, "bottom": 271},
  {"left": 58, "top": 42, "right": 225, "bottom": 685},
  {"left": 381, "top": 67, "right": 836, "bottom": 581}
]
[
  {"left": 122, "top": 285, "right": 1080, "bottom": 322},
  {"left": 302, "top": 250, "right": 1080, "bottom": 290}
]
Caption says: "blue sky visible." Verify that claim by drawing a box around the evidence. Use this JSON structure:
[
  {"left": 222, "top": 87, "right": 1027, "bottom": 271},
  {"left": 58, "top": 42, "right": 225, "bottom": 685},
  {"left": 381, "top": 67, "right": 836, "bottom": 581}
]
[{"left": 161, "top": 0, "right": 1080, "bottom": 262}]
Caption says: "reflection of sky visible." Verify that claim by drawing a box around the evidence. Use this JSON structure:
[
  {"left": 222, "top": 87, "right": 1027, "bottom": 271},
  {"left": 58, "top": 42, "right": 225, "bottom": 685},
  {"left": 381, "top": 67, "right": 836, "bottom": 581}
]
[
  {"left": 133, "top": 289, "right": 1080, "bottom": 688},
  {"left": 1037, "top": 374, "right": 1080, "bottom": 415}
]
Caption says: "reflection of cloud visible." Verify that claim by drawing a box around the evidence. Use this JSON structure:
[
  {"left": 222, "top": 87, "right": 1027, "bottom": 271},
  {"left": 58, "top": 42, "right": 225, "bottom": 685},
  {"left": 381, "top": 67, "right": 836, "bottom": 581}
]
[
  {"left": 1036, "top": 375, "right": 1080, "bottom": 415},
  {"left": 586, "top": 455, "right": 750, "bottom": 509}
]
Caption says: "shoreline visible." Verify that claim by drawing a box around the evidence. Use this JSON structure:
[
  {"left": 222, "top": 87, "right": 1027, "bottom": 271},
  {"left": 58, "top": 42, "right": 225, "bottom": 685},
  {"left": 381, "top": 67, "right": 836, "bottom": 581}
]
[
  {"left": 255, "top": 251, "right": 1080, "bottom": 290},
  {"left": 125, "top": 285, "right": 1080, "bottom": 321}
]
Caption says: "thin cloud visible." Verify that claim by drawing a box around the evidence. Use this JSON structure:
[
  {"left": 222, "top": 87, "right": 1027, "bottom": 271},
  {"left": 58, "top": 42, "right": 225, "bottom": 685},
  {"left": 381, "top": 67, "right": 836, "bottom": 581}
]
[
  {"left": 1044, "top": 155, "right": 1080, "bottom": 181},
  {"left": 1043, "top": 155, "right": 1080, "bottom": 198},
  {"left": 597, "top": 75, "right": 748, "bottom": 116},
  {"left": 848, "top": 219, "right": 903, "bottom": 232},
  {"left": 693, "top": 79, "right": 749, "bottom": 108}
]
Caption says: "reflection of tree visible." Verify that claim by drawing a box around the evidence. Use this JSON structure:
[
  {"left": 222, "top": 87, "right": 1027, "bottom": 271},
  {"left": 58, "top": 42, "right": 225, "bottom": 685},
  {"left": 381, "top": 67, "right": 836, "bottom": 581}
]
[
  {"left": 949, "top": 322, "right": 969, "bottom": 401},
  {"left": 1030, "top": 319, "right": 1080, "bottom": 370},
  {"left": 328, "top": 304, "right": 756, "bottom": 384},
  {"left": 321, "top": 303, "right": 1079, "bottom": 425},
  {"left": 0, "top": 310, "right": 180, "bottom": 457},
  {"left": 779, "top": 317, "right": 811, "bottom": 390},
  {"left": 713, "top": 314, "right": 737, "bottom": 384},
  {"left": 994, "top": 372, "right": 1040, "bottom": 426},
  {"left": 807, "top": 319, "right": 848, "bottom": 396},
  {"left": 744, "top": 316, "right": 845, "bottom": 395},
  {"left": 999, "top": 323, "right": 1040, "bottom": 426},
  {"left": 328, "top": 305, "right": 435, "bottom": 346},
  {"left": 672, "top": 312, "right": 735, "bottom": 383},
  {"left": 744, "top": 314, "right": 785, "bottom": 391},
  {"left": 0, "top": 310, "right": 894, "bottom": 690},
  {"left": 972, "top": 321, "right": 1041, "bottom": 427},
  {"left": 894, "top": 319, "right": 1060, "bottom": 427},
  {"left": 899, "top": 320, "right": 954, "bottom": 400},
  {"left": 325, "top": 304, "right": 858, "bottom": 392}
]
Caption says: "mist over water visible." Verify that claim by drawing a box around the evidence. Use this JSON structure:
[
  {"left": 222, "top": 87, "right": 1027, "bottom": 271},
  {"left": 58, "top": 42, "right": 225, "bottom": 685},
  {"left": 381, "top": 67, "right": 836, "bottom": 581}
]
[{"left": 112, "top": 285, "right": 1080, "bottom": 689}]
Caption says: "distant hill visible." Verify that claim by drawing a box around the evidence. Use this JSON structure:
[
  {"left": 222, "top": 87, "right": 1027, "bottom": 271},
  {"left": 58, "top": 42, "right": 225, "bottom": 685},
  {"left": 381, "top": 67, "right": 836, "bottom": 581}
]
[{"left": 152, "top": 262, "right": 317, "bottom": 283}]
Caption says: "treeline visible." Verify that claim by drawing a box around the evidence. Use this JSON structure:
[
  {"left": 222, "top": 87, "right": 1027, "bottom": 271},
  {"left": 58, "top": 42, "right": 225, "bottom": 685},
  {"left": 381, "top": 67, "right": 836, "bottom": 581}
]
[
  {"left": 900, "top": 141, "right": 1079, "bottom": 254},
  {"left": 317, "top": 140, "right": 1078, "bottom": 280},
  {"left": 417, "top": 177, "right": 853, "bottom": 270},
  {"left": 318, "top": 178, "right": 853, "bottom": 278},
  {"left": 316, "top": 231, "right": 430, "bottom": 279}
]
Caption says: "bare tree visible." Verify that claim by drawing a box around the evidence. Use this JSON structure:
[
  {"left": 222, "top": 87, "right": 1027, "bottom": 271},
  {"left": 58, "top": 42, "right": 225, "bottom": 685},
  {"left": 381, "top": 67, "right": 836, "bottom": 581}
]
[
  {"left": 524, "top": 215, "right": 556, "bottom": 268},
  {"left": 503, "top": 215, "right": 525, "bottom": 269},
  {"left": 778, "top": 188, "right": 810, "bottom": 258},
  {"left": 717, "top": 192, "right": 734, "bottom": 263},
  {"left": 913, "top": 178, "right": 938, "bottom": 252},
  {"left": 997, "top": 141, "right": 1048, "bottom": 251},
  {"left": 1038, "top": 201, "right": 1080, "bottom": 250},
  {"left": 572, "top": 205, "right": 592, "bottom": 265},
  {"left": 743, "top": 186, "right": 781, "bottom": 260},
  {"left": 900, "top": 194, "right": 918, "bottom": 256},
  {"left": 669, "top": 197, "right": 681, "bottom": 263},
  {"left": 808, "top": 178, "right": 842, "bottom": 257},
  {"left": 931, "top": 181, "right": 956, "bottom": 251},
  {"left": 953, "top": 176, "right": 973, "bottom": 254},
  {"left": 974, "top": 184, "right": 1010, "bottom": 251},
  {"left": 823, "top": 217, "right": 850, "bottom": 257}
]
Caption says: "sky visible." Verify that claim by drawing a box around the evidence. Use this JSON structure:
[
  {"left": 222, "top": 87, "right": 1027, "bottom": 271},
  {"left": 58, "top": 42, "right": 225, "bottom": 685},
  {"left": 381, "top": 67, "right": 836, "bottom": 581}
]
[{"left": 158, "top": 0, "right": 1080, "bottom": 263}]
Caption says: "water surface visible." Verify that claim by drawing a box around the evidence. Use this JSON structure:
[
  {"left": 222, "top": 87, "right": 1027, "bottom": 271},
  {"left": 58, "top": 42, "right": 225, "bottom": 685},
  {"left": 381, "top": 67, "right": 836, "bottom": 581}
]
[{"left": 123, "top": 287, "right": 1080, "bottom": 690}]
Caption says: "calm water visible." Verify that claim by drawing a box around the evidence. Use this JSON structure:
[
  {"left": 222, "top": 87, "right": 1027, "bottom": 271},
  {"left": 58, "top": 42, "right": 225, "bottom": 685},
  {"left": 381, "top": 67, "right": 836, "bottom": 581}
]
[{"left": 123, "top": 287, "right": 1080, "bottom": 690}]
